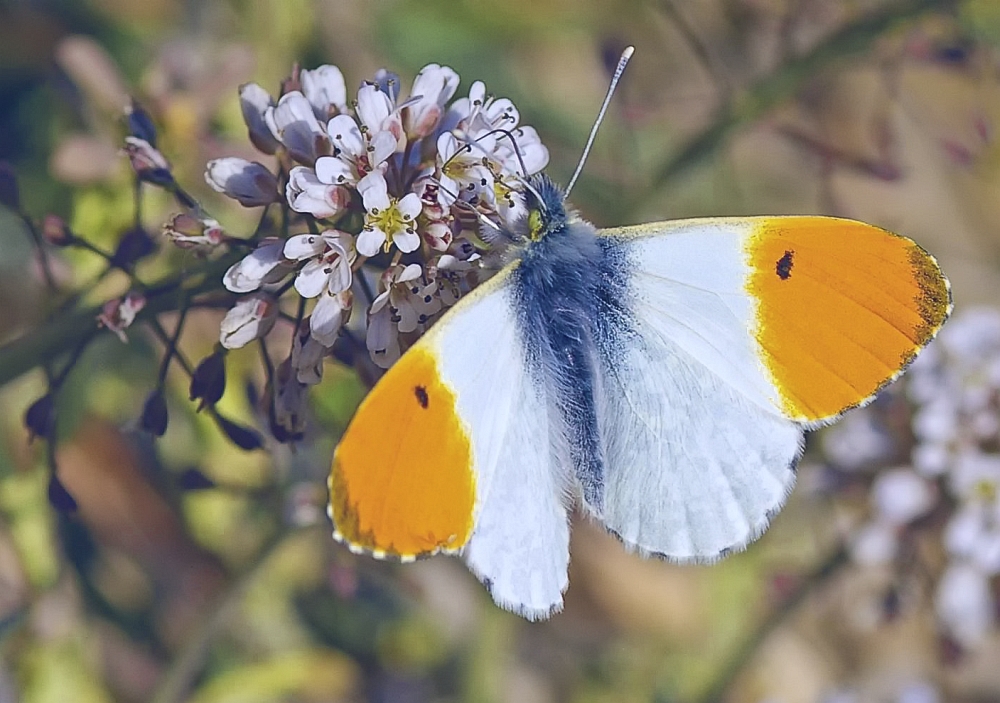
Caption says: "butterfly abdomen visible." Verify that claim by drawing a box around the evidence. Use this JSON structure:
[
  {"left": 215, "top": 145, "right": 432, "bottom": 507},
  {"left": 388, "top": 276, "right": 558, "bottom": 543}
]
[{"left": 511, "top": 206, "right": 635, "bottom": 509}]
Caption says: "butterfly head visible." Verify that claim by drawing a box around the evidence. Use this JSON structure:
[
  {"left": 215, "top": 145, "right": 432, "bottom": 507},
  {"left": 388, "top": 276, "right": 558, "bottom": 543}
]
[{"left": 513, "top": 173, "right": 569, "bottom": 243}]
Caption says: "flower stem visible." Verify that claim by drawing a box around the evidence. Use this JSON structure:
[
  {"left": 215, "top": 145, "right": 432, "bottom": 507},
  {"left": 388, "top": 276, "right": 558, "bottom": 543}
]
[
  {"left": 0, "top": 254, "right": 239, "bottom": 387},
  {"left": 694, "top": 547, "right": 849, "bottom": 703},
  {"left": 635, "top": 0, "right": 952, "bottom": 211}
]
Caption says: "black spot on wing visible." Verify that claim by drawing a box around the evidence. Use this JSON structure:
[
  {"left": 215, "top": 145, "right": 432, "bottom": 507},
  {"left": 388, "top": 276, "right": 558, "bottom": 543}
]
[
  {"left": 776, "top": 250, "right": 794, "bottom": 280},
  {"left": 414, "top": 385, "right": 429, "bottom": 409}
]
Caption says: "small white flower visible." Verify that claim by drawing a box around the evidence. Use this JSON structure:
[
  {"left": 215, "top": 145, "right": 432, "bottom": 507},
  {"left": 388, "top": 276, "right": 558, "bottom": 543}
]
[
  {"left": 356, "top": 172, "right": 421, "bottom": 256},
  {"left": 314, "top": 114, "right": 395, "bottom": 187},
  {"left": 935, "top": 561, "right": 995, "bottom": 645},
  {"left": 239, "top": 83, "right": 280, "bottom": 154},
  {"left": 300, "top": 65, "right": 347, "bottom": 120},
  {"left": 265, "top": 91, "right": 329, "bottom": 166},
  {"left": 356, "top": 83, "right": 404, "bottom": 150},
  {"left": 311, "top": 289, "right": 353, "bottom": 346},
  {"left": 285, "top": 166, "right": 350, "bottom": 218},
  {"left": 436, "top": 131, "right": 495, "bottom": 205},
  {"left": 291, "top": 320, "right": 328, "bottom": 385},
  {"left": 163, "top": 213, "right": 225, "bottom": 254},
  {"left": 283, "top": 230, "right": 356, "bottom": 298},
  {"left": 494, "top": 125, "right": 549, "bottom": 176},
  {"left": 403, "top": 63, "right": 460, "bottom": 139},
  {"left": 454, "top": 80, "right": 520, "bottom": 138},
  {"left": 944, "top": 503, "right": 1000, "bottom": 573},
  {"left": 219, "top": 293, "right": 278, "bottom": 349},
  {"left": 97, "top": 292, "right": 146, "bottom": 343},
  {"left": 205, "top": 158, "right": 278, "bottom": 207},
  {"left": 366, "top": 263, "right": 434, "bottom": 369},
  {"left": 223, "top": 239, "right": 288, "bottom": 293}
]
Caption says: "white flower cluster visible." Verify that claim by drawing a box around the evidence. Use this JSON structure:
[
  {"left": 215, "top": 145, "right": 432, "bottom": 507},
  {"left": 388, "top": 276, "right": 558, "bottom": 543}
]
[
  {"left": 835, "top": 307, "right": 1000, "bottom": 649},
  {"left": 205, "top": 62, "right": 549, "bottom": 385}
]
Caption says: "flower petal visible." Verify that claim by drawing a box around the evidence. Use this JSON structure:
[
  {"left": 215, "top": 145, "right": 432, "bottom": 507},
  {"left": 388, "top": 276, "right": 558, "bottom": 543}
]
[
  {"left": 356, "top": 227, "right": 386, "bottom": 257},
  {"left": 392, "top": 227, "right": 421, "bottom": 254},
  {"left": 283, "top": 233, "right": 326, "bottom": 261},
  {"left": 357, "top": 172, "right": 391, "bottom": 213},
  {"left": 311, "top": 290, "right": 352, "bottom": 346},
  {"left": 356, "top": 84, "right": 393, "bottom": 132},
  {"left": 294, "top": 258, "right": 331, "bottom": 298}
]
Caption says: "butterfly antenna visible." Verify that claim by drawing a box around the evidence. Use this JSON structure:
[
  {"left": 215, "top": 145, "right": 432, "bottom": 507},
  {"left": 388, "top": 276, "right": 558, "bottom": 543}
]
[
  {"left": 429, "top": 176, "right": 503, "bottom": 236},
  {"left": 564, "top": 45, "right": 634, "bottom": 198}
]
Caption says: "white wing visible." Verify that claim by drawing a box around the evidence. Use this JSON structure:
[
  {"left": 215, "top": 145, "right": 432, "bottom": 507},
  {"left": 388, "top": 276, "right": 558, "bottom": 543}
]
[
  {"left": 591, "top": 220, "right": 801, "bottom": 560},
  {"left": 428, "top": 274, "right": 571, "bottom": 618},
  {"left": 331, "top": 265, "right": 571, "bottom": 619}
]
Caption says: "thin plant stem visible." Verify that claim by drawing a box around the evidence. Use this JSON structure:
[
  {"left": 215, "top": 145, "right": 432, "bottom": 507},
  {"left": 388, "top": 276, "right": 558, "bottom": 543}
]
[
  {"left": 693, "top": 547, "right": 850, "bottom": 703},
  {"left": 148, "top": 527, "right": 306, "bottom": 703}
]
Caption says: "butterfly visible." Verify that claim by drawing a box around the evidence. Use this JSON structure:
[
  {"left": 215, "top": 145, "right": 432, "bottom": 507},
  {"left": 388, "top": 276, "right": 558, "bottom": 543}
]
[{"left": 327, "top": 168, "right": 951, "bottom": 620}]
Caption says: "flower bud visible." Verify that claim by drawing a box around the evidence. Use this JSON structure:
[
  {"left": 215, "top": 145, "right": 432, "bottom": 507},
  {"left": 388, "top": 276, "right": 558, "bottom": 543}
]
[
  {"left": 177, "top": 468, "right": 216, "bottom": 490},
  {"left": 126, "top": 98, "right": 158, "bottom": 147},
  {"left": 239, "top": 83, "right": 280, "bottom": 154},
  {"left": 205, "top": 158, "right": 279, "bottom": 207},
  {"left": 140, "top": 389, "right": 168, "bottom": 436},
  {"left": 112, "top": 226, "right": 157, "bottom": 267},
  {"left": 189, "top": 350, "right": 227, "bottom": 411},
  {"left": 0, "top": 161, "right": 20, "bottom": 211},
  {"left": 48, "top": 474, "right": 78, "bottom": 513},
  {"left": 214, "top": 413, "right": 264, "bottom": 451},
  {"left": 124, "top": 136, "right": 173, "bottom": 187},
  {"left": 163, "top": 214, "right": 225, "bottom": 254},
  {"left": 24, "top": 393, "right": 55, "bottom": 441},
  {"left": 97, "top": 292, "right": 146, "bottom": 342},
  {"left": 41, "top": 214, "right": 73, "bottom": 247}
]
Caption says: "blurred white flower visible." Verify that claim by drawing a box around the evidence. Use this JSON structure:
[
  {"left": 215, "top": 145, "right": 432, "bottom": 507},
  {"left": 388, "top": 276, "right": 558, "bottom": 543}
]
[
  {"left": 872, "top": 468, "right": 935, "bottom": 524},
  {"left": 935, "top": 561, "right": 995, "bottom": 646}
]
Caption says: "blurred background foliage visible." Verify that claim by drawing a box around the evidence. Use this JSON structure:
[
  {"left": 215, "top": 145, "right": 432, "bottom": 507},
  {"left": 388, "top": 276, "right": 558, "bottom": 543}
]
[{"left": 1, "top": 0, "right": 1000, "bottom": 702}]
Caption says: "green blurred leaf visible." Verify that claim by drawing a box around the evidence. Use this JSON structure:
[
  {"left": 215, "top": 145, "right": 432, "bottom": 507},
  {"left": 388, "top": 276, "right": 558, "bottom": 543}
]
[{"left": 188, "top": 649, "right": 357, "bottom": 703}]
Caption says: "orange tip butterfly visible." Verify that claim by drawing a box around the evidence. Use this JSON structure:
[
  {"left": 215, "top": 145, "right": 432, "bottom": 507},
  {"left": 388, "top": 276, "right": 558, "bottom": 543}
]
[{"left": 327, "top": 47, "right": 951, "bottom": 620}]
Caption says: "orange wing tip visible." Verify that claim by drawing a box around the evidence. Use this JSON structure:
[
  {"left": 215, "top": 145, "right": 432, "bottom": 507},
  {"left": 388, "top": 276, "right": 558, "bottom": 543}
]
[{"left": 748, "top": 217, "right": 951, "bottom": 424}]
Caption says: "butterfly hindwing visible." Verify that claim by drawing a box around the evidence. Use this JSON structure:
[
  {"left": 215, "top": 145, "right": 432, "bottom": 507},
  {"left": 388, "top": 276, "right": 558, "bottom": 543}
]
[{"left": 329, "top": 265, "right": 571, "bottom": 618}]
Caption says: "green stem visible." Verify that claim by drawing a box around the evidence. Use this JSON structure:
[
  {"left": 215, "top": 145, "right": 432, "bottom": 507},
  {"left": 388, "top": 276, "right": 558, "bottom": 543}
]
[
  {"left": 641, "top": 0, "right": 950, "bottom": 204},
  {"left": 148, "top": 527, "right": 303, "bottom": 703},
  {"left": 0, "top": 254, "right": 239, "bottom": 387},
  {"left": 693, "top": 547, "right": 849, "bottom": 703}
]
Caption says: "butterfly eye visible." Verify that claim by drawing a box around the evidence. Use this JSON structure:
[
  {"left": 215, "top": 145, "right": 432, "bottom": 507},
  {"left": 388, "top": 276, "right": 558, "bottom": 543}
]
[{"left": 527, "top": 208, "right": 545, "bottom": 241}]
